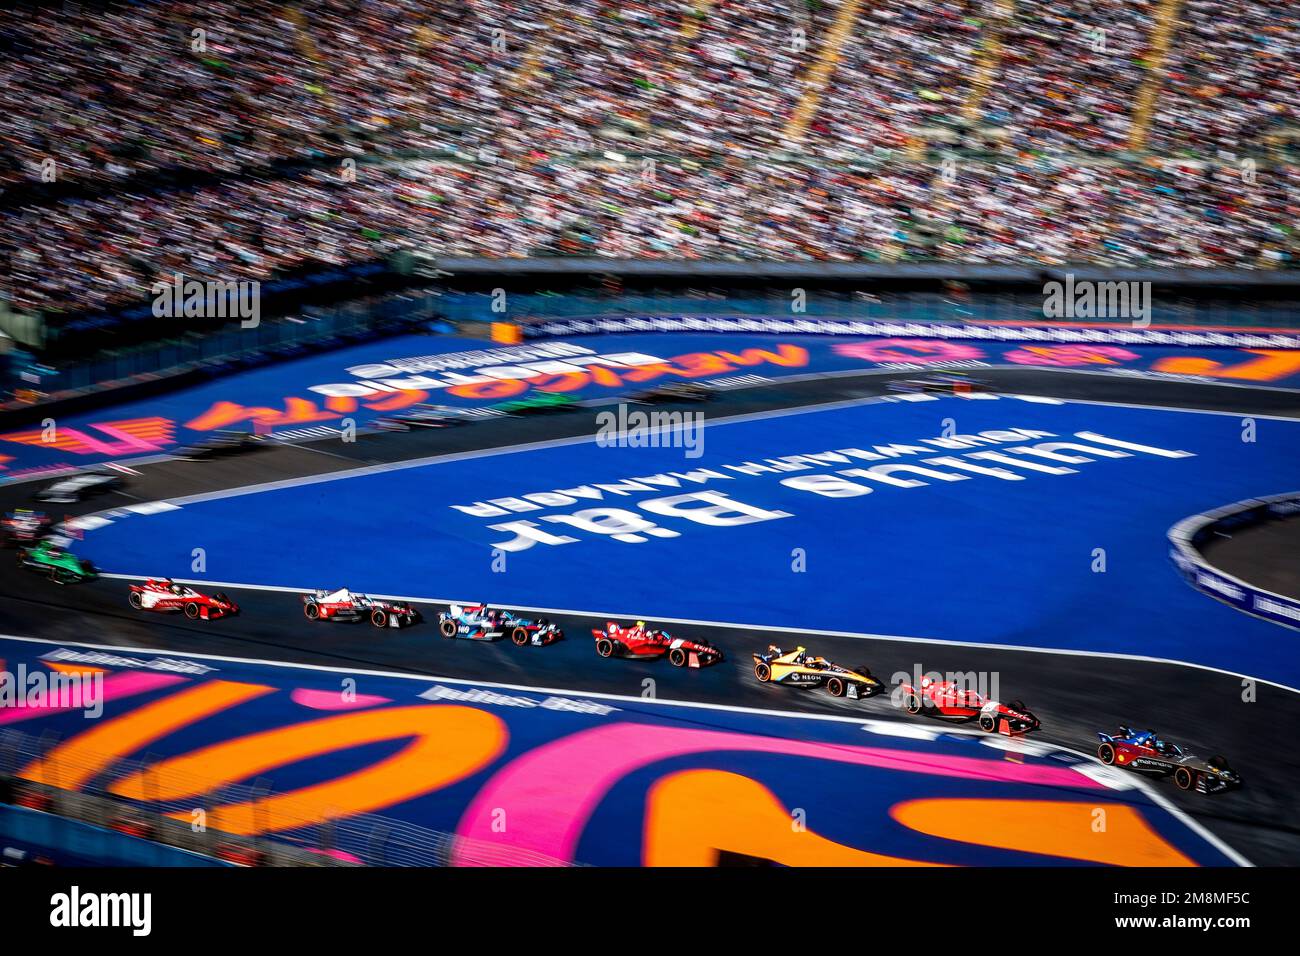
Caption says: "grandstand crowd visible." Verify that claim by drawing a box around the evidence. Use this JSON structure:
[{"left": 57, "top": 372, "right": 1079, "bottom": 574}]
[{"left": 1, "top": 0, "right": 1296, "bottom": 315}]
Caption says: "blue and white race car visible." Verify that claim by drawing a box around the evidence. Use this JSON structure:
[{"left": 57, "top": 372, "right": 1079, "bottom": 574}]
[{"left": 437, "top": 603, "right": 562, "bottom": 646}]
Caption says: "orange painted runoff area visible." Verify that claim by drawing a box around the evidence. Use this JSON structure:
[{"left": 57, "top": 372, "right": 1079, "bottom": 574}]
[
  {"left": 111, "top": 705, "right": 508, "bottom": 834},
  {"left": 20, "top": 681, "right": 274, "bottom": 791},
  {"left": 643, "top": 769, "right": 949, "bottom": 867},
  {"left": 891, "top": 798, "right": 1197, "bottom": 866},
  {"left": 1151, "top": 349, "right": 1300, "bottom": 382}
]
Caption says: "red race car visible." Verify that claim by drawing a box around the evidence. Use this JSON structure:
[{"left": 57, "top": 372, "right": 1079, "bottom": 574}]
[
  {"left": 898, "top": 676, "right": 1040, "bottom": 735},
  {"left": 302, "top": 588, "right": 419, "bottom": 628},
  {"left": 128, "top": 578, "right": 239, "bottom": 620},
  {"left": 592, "top": 621, "right": 723, "bottom": 668}
]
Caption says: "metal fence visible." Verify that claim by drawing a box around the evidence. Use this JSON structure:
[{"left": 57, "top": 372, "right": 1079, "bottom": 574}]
[
  {"left": 0, "top": 728, "right": 577, "bottom": 867},
  {"left": 419, "top": 290, "right": 1300, "bottom": 328}
]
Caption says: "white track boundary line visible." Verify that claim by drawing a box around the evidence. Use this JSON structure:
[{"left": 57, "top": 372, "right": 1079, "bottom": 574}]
[
  {"left": 91, "top": 571, "right": 1300, "bottom": 697},
  {"left": 0, "top": 632, "right": 1252, "bottom": 866},
  {"left": 2, "top": 363, "right": 1294, "bottom": 489},
  {"left": 132, "top": 391, "right": 899, "bottom": 510},
  {"left": 84, "top": 391, "right": 1300, "bottom": 515}
]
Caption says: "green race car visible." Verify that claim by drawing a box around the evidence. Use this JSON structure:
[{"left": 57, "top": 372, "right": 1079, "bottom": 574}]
[
  {"left": 491, "top": 393, "right": 578, "bottom": 416},
  {"left": 17, "top": 539, "right": 97, "bottom": 584}
]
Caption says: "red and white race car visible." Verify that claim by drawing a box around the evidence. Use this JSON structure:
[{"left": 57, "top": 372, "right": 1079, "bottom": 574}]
[
  {"left": 591, "top": 621, "right": 723, "bottom": 668},
  {"left": 2, "top": 509, "right": 52, "bottom": 546},
  {"left": 128, "top": 579, "right": 239, "bottom": 620},
  {"left": 302, "top": 588, "right": 419, "bottom": 628},
  {"left": 897, "top": 676, "right": 1040, "bottom": 735}
]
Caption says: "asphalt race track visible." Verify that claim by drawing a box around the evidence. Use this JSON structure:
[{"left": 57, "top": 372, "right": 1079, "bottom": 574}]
[
  {"left": 1203, "top": 514, "right": 1300, "bottom": 603},
  {"left": 3, "top": 367, "right": 1299, "bottom": 865}
]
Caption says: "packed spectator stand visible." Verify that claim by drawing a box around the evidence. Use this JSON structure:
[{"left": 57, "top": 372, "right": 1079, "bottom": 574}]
[{"left": 0, "top": 0, "right": 1296, "bottom": 318}]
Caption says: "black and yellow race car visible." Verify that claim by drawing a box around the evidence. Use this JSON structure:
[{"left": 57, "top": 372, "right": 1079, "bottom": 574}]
[{"left": 752, "top": 645, "right": 883, "bottom": 700}]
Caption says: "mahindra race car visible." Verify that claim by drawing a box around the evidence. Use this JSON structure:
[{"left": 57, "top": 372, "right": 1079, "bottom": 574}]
[
  {"left": 127, "top": 578, "right": 238, "bottom": 620},
  {"left": 898, "top": 675, "right": 1040, "bottom": 735},
  {"left": 438, "top": 603, "right": 562, "bottom": 646},
  {"left": 886, "top": 372, "right": 992, "bottom": 395},
  {"left": 2, "top": 509, "right": 52, "bottom": 546},
  {"left": 592, "top": 621, "right": 723, "bottom": 668},
  {"left": 1096, "top": 727, "right": 1241, "bottom": 794},
  {"left": 16, "top": 538, "right": 96, "bottom": 584},
  {"left": 302, "top": 588, "right": 420, "bottom": 628},
  {"left": 752, "top": 645, "right": 883, "bottom": 699}
]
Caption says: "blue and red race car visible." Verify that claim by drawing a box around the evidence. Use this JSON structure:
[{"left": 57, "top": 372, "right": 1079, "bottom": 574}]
[
  {"left": 438, "top": 603, "right": 562, "bottom": 646},
  {"left": 1096, "top": 727, "right": 1241, "bottom": 794}
]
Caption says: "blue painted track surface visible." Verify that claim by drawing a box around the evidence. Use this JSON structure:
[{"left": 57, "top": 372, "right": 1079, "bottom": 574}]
[{"left": 82, "top": 398, "right": 1300, "bottom": 686}]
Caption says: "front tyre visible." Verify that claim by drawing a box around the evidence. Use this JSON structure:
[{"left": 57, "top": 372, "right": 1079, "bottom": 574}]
[
  {"left": 668, "top": 648, "right": 688, "bottom": 667},
  {"left": 1098, "top": 743, "right": 1117, "bottom": 765},
  {"left": 978, "top": 713, "right": 997, "bottom": 732},
  {"left": 304, "top": 602, "right": 321, "bottom": 620},
  {"left": 826, "top": 677, "right": 846, "bottom": 698},
  {"left": 128, "top": 591, "right": 144, "bottom": 610},
  {"left": 904, "top": 694, "right": 923, "bottom": 715},
  {"left": 184, "top": 602, "right": 200, "bottom": 619},
  {"left": 439, "top": 619, "right": 457, "bottom": 638},
  {"left": 754, "top": 662, "right": 771, "bottom": 682},
  {"left": 1174, "top": 768, "right": 1195, "bottom": 791},
  {"left": 595, "top": 638, "right": 615, "bottom": 658},
  {"left": 370, "top": 609, "right": 389, "bottom": 628},
  {"left": 510, "top": 627, "right": 530, "bottom": 646}
]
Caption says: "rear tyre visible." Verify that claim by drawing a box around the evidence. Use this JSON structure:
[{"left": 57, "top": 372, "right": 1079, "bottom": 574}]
[
  {"left": 304, "top": 603, "right": 321, "bottom": 620},
  {"left": 128, "top": 591, "right": 144, "bottom": 609},
  {"left": 754, "top": 662, "right": 771, "bottom": 682},
  {"left": 439, "top": 619, "right": 457, "bottom": 638},
  {"left": 371, "top": 609, "right": 389, "bottom": 628},
  {"left": 595, "top": 638, "right": 615, "bottom": 658},
  {"left": 1174, "top": 768, "right": 1195, "bottom": 791},
  {"left": 826, "top": 677, "right": 846, "bottom": 698},
  {"left": 668, "top": 648, "right": 688, "bottom": 667},
  {"left": 1098, "top": 743, "right": 1117, "bottom": 765},
  {"left": 184, "top": 602, "right": 200, "bottom": 619},
  {"left": 511, "top": 627, "right": 530, "bottom": 646}
]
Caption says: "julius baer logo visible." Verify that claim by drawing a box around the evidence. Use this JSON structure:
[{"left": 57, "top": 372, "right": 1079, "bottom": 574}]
[{"left": 50, "top": 887, "right": 151, "bottom": 936}]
